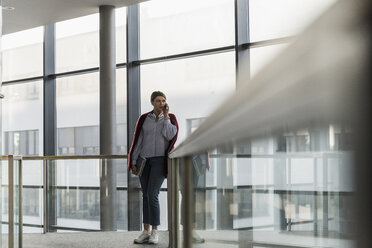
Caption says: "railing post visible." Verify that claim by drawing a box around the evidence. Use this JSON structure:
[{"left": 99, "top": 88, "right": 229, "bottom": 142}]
[
  {"left": 18, "top": 157, "right": 23, "bottom": 248},
  {"left": 322, "top": 156, "right": 329, "bottom": 236},
  {"left": 167, "top": 159, "right": 172, "bottom": 245},
  {"left": 7, "top": 155, "right": 22, "bottom": 248},
  {"left": 45, "top": 160, "right": 57, "bottom": 232},
  {"left": 168, "top": 158, "right": 180, "bottom": 248},
  {"left": 313, "top": 158, "right": 318, "bottom": 236},
  {"left": 182, "top": 156, "right": 193, "bottom": 248},
  {"left": 43, "top": 159, "right": 47, "bottom": 233},
  {"left": 8, "top": 155, "right": 14, "bottom": 248},
  {"left": 174, "top": 159, "right": 180, "bottom": 247}
]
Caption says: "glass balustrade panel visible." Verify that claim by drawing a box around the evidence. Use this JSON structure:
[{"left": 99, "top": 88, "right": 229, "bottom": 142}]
[
  {"left": 44, "top": 158, "right": 127, "bottom": 232},
  {"left": 183, "top": 124, "right": 355, "bottom": 247},
  {"left": 22, "top": 160, "right": 43, "bottom": 233}
]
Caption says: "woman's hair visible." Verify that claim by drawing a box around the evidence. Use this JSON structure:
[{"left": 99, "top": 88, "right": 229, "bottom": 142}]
[{"left": 151, "top": 91, "right": 166, "bottom": 102}]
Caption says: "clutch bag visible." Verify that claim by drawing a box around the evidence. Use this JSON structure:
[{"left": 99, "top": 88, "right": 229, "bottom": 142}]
[{"left": 136, "top": 156, "right": 147, "bottom": 176}]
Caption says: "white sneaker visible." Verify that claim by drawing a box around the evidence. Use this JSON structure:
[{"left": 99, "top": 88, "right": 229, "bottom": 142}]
[
  {"left": 148, "top": 229, "right": 159, "bottom": 244},
  {"left": 134, "top": 230, "right": 150, "bottom": 244},
  {"left": 192, "top": 230, "right": 205, "bottom": 243}
]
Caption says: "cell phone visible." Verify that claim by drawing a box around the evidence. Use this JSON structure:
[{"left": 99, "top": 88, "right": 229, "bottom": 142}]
[{"left": 163, "top": 104, "right": 168, "bottom": 111}]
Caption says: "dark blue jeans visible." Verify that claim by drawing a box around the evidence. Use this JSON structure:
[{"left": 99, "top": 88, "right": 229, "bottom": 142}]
[{"left": 139, "top": 156, "right": 165, "bottom": 226}]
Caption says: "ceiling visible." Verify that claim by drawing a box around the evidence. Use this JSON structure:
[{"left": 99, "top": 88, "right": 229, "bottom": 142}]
[{"left": 2, "top": 0, "right": 148, "bottom": 35}]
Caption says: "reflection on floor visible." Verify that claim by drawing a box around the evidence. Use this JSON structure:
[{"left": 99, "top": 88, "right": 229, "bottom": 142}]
[{"left": 194, "top": 230, "right": 355, "bottom": 248}]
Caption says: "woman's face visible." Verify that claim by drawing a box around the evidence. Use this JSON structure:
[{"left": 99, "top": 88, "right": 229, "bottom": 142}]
[{"left": 151, "top": 96, "right": 166, "bottom": 112}]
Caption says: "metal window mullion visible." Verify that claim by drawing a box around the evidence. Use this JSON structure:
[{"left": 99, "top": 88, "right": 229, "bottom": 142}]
[
  {"left": 136, "top": 45, "right": 235, "bottom": 65},
  {"left": 43, "top": 24, "right": 56, "bottom": 156},
  {"left": 18, "top": 158, "right": 23, "bottom": 248},
  {"left": 127, "top": 4, "right": 142, "bottom": 231},
  {"left": 42, "top": 159, "right": 47, "bottom": 233},
  {"left": 43, "top": 24, "right": 57, "bottom": 233},
  {"left": 235, "top": 2, "right": 253, "bottom": 246},
  {"left": 235, "top": 0, "right": 250, "bottom": 88}
]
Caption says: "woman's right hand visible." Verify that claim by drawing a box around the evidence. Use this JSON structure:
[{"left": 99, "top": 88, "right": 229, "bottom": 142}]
[{"left": 131, "top": 165, "right": 138, "bottom": 175}]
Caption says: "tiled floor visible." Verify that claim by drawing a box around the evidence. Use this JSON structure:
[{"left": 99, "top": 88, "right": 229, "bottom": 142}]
[
  {"left": 20, "top": 230, "right": 237, "bottom": 248},
  {"left": 10, "top": 230, "right": 354, "bottom": 248},
  {"left": 22, "top": 231, "right": 169, "bottom": 248}
]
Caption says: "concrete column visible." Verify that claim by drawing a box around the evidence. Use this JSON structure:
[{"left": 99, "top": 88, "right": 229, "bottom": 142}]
[{"left": 99, "top": 5, "right": 117, "bottom": 231}]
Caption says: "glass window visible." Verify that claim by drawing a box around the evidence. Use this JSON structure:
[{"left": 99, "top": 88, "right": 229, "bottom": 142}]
[
  {"left": 250, "top": 43, "right": 290, "bottom": 78},
  {"left": 116, "top": 68, "right": 127, "bottom": 154},
  {"left": 57, "top": 126, "right": 99, "bottom": 155},
  {"left": 2, "top": 81, "right": 43, "bottom": 156},
  {"left": 56, "top": 70, "right": 126, "bottom": 155},
  {"left": 249, "top": 0, "right": 338, "bottom": 42},
  {"left": 56, "top": 14, "right": 99, "bottom": 73},
  {"left": 2, "top": 27, "right": 43, "bottom": 81},
  {"left": 140, "top": 0, "right": 234, "bottom": 59},
  {"left": 141, "top": 52, "right": 235, "bottom": 144},
  {"left": 56, "top": 73, "right": 99, "bottom": 155},
  {"left": 4, "top": 130, "right": 39, "bottom": 155},
  {"left": 116, "top": 7, "right": 127, "bottom": 64}
]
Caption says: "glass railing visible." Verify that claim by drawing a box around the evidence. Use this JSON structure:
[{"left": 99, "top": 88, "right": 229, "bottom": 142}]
[
  {"left": 1, "top": 155, "right": 23, "bottom": 248},
  {"left": 169, "top": 139, "right": 355, "bottom": 248},
  {"left": 21, "top": 155, "right": 128, "bottom": 233},
  {"left": 167, "top": 0, "right": 367, "bottom": 247}
]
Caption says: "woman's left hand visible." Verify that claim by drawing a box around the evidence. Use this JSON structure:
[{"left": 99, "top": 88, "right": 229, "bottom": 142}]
[{"left": 163, "top": 103, "right": 169, "bottom": 118}]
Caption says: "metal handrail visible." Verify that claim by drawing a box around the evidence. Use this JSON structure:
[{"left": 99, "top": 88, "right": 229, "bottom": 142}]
[
  {"left": 21, "top": 152, "right": 345, "bottom": 160},
  {"left": 208, "top": 152, "right": 347, "bottom": 159},
  {"left": 22, "top": 154, "right": 127, "bottom": 160},
  {"left": 0, "top": 155, "right": 23, "bottom": 159}
]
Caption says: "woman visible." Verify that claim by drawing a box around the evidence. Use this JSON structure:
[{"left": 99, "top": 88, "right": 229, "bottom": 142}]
[{"left": 128, "top": 91, "right": 178, "bottom": 244}]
